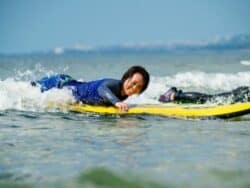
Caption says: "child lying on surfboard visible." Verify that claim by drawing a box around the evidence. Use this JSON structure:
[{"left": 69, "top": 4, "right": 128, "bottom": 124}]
[
  {"left": 31, "top": 66, "right": 150, "bottom": 111},
  {"left": 159, "top": 86, "right": 250, "bottom": 104}
]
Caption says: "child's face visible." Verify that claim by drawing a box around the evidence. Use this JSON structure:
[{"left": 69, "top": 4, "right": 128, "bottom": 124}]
[{"left": 122, "top": 73, "right": 144, "bottom": 96}]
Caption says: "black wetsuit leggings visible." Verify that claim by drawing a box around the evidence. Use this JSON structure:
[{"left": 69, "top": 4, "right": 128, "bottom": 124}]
[{"left": 174, "top": 86, "right": 250, "bottom": 104}]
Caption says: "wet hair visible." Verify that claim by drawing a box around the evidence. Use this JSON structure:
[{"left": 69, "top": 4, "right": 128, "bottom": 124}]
[{"left": 121, "top": 66, "right": 150, "bottom": 93}]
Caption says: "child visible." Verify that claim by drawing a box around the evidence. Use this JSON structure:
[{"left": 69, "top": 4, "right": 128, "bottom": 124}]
[
  {"left": 32, "top": 66, "right": 150, "bottom": 111},
  {"left": 159, "top": 86, "right": 250, "bottom": 104}
]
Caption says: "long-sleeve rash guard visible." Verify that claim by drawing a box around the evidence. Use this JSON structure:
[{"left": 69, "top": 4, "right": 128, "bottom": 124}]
[{"left": 33, "top": 74, "right": 128, "bottom": 105}]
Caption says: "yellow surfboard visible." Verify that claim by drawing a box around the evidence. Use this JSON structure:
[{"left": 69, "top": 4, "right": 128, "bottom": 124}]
[{"left": 68, "top": 102, "right": 250, "bottom": 119}]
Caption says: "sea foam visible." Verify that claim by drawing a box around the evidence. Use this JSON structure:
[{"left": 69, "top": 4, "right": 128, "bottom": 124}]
[
  {"left": 127, "top": 71, "right": 250, "bottom": 104},
  {"left": 241, "top": 60, "right": 250, "bottom": 66},
  {"left": 0, "top": 79, "right": 75, "bottom": 111},
  {"left": 1, "top": 71, "right": 250, "bottom": 111}
]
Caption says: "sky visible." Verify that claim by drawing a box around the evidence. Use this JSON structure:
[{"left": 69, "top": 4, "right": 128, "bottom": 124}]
[{"left": 0, "top": 0, "right": 250, "bottom": 54}]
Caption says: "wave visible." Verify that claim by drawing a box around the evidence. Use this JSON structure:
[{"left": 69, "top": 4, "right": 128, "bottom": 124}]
[
  {"left": 1, "top": 71, "right": 250, "bottom": 111},
  {"left": 0, "top": 79, "right": 75, "bottom": 111},
  {"left": 129, "top": 71, "right": 250, "bottom": 104},
  {"left": 241, "top": 60, "right": 250, "bottom": 66}
]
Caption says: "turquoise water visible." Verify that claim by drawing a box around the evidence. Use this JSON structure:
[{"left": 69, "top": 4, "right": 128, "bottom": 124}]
[{"left": 1, "top": 50, "right": 250, "bottom": 187}]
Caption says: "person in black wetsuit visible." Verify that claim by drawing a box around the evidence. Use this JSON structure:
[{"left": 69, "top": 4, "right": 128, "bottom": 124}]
[
  {"left": 32, "top": 66, "right": 150, "bottom": 111},
  {"left": 159, "top": 86, "right": 250, "bottom": 104}
]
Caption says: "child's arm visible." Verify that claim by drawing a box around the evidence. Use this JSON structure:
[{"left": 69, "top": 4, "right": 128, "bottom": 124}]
[{"left": 97, "top": 79, "right": 128, "bottom": 110}]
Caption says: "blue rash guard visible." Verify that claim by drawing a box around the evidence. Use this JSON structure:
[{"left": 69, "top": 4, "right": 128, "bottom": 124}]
[{"left": 32, "top": 74, "right": 128, "bottom": 105}]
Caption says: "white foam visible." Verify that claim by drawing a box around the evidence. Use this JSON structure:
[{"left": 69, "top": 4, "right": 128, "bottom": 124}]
[
  {"left": 241, "top": 60, "right": 250, "bottom": 66},
  {"left": 127, "top": 71, "right": 250, "bottom": 104},
  {"left": 1, "top": 71, "right": 250, "bottom": 111},
  {"left": 0, "top": 79, "right": 75, "bottom": 111},
  {"left": 158, "top": 71, "right": 250, "bottom": 91}
]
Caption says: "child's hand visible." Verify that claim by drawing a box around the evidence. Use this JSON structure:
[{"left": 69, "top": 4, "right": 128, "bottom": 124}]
[{"left": 115, "top": 102, "right": 128, "bottom": 111}]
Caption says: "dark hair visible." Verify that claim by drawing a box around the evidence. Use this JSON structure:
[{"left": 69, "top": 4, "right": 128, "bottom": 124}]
[{"left": 121, "top": 66, "right": 150, "bottom": 93}]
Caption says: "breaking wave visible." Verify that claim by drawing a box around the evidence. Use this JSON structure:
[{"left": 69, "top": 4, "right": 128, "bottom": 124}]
[{"left": 1, "top": 70, "right": 250, "bottom": 110}]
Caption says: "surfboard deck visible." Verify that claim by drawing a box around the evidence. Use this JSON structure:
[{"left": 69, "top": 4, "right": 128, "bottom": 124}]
[{"left": 67, "top": 102, "right": 250, "bottom": 119}]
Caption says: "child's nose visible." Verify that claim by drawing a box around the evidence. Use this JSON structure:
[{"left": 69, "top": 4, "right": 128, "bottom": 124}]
[{"left": 132, "top": 85, "right": 140, "bottom": 93}]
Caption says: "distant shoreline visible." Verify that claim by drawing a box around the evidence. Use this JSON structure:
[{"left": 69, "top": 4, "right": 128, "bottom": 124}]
[{"left": 1, "top": 34, "right": 250, "bottom": 56}]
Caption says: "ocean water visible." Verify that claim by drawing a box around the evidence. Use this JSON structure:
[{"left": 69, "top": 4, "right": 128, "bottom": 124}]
[{"left": 0, "top": 49, "right": 250, "bottom": 188}]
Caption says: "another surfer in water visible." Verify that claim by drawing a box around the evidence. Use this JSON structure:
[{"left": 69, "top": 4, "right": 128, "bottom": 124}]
[
  {"left": 31, "top": 66, "right": 150, "bottom": 111},
  {"left": 159, "top": 86, "right": 250, "bottom": 104}
]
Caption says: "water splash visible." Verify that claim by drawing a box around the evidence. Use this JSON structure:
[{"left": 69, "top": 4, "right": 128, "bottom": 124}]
[
  {"left": 0, "top": 79, "right": 75, "bottom": 111},
  {"left": 128, "top": 71, "right": 250, "bottom": 104},
  {"left": 1, "top": 70, "right": 250, "bottom": 111}
]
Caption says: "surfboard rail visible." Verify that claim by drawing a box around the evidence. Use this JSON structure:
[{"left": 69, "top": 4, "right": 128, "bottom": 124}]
[{"left": 68, "top": 102, "right": 250, "bottom": 119}]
